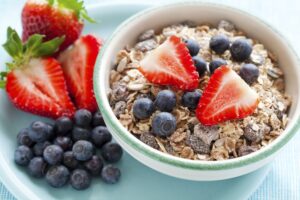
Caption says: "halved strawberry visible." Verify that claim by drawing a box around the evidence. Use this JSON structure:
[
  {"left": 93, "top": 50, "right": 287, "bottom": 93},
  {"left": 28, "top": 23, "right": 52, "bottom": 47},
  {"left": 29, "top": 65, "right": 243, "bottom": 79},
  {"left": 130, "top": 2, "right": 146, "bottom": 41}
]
[
  {"left": 1, "top": 27, "right": 75, "bottom": 119},
  {"left": 58, "top": 35, "right": 101, "bottom": 113},
  {"left": 138, "top": 35, "right": 199, "bottom": 91},
  {"left": 196, "top": 66, "right": 259, "bottom": 125}
]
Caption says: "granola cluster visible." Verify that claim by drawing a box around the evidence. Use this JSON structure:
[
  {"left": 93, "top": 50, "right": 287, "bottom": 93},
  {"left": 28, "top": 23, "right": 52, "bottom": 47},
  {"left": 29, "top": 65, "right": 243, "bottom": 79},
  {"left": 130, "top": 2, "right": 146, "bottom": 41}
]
[{"left": 108, "top": 20, "right": 291, "bottom": 160}]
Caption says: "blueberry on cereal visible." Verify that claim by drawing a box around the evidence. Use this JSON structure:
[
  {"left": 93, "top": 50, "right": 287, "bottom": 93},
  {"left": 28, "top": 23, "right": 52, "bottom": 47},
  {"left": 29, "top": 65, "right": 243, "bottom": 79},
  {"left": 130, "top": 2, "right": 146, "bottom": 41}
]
[
  {"left": 239, "top": 63, "right": 259, "bottom": 85},
  {"left": 209, "top": 34, "right": 230, "bottom": 54},
  {"left": 152, "top": 112, "right": 176, "bottom": 137},
  {"left": 182, "top": 90, "right": 202, "bottom": 109},
  {"left": 209, "top": 58, "right": 227, "bottom": 74},
  {"left": 184, "top": 39, "right": 200, "bottom": 56},
  {"left": 192, "top": 56, "right": 207, "bottom": 76},
  {"left": 133, "top": 98, "right": 155, "bottom": 120},
  {"left": 230, "top": 39, "right": 252, "bottom": 62},
  {"left": 154, "top": 90, "right": 176, "bottom": 112}
]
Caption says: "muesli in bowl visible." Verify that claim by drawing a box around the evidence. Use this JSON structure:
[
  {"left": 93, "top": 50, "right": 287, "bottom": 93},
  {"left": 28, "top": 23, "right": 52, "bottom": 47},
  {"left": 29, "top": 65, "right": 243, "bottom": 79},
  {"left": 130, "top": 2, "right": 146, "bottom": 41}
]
[{"left": 108, "top": 20, "right": 291, "bottom": 161}]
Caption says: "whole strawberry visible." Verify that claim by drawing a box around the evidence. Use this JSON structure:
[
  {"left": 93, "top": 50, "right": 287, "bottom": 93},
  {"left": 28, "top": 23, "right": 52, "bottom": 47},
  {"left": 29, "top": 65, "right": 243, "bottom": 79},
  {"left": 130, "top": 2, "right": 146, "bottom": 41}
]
[
  {"left": 22, "top": 0, "right": 94, "bottom": 52},
  {"left": 1, "top": 27, "right": 76, "bottom": 119}
]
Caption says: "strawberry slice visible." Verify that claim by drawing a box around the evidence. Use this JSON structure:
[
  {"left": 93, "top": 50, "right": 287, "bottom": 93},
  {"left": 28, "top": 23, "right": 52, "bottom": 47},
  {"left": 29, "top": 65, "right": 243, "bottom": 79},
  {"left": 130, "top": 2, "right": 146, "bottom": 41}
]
[
  {"left": 1, "top": 27, "right": 75, "bottom": 119},
  {"left": 196, "top": 66, "right": 259, "bottom": 125},
  {"left": 6, "top": 58, "right": 76, "bottom": 118},
  {"left": 58, "top": 35, "right": 101, "bottom": 113},
  {"left": 138, "top": 35, "right": 199, "bottom": 90}
]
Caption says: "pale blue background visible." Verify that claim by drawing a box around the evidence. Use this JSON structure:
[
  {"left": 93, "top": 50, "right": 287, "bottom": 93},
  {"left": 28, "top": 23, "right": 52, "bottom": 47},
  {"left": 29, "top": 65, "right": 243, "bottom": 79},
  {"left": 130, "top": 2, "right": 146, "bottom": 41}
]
[{"left": 0, "top": 0, "right": 299, "bottom": 199}]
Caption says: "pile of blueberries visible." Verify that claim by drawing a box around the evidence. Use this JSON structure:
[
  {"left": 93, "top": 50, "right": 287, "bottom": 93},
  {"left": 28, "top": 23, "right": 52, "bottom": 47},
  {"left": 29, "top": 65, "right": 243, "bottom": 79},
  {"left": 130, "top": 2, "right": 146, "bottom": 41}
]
[
  {"left": 14, "top": 109, "right": 123, "bottom": 190},
  {"left": 185, "top": 35, "right": 259, "bottom": 85}
]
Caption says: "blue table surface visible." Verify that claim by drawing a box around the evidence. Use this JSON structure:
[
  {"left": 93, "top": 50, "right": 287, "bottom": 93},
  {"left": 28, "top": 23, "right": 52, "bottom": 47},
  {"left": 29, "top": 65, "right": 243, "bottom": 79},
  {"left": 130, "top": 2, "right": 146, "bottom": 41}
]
[{"left": 0, "top": 0, "right": 299, "bottom": 199}]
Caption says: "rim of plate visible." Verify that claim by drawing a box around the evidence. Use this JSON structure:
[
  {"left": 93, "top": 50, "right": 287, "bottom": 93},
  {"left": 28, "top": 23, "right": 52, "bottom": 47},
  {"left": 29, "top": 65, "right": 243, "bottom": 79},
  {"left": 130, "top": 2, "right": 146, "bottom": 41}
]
[{"left": 94, "top": 1, "right": 300, "bottom": 171}]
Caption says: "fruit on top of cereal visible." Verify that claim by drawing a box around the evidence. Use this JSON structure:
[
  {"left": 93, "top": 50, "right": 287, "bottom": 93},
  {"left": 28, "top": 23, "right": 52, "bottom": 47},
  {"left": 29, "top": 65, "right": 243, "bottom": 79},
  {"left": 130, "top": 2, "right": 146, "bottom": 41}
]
[
  {"left": 138, "top": 35, "right": 199, "bottom": 91},
  {"left": 22, "top": 0, "right": 95, "bottom": 53},
  {"left": 1, "top": 27, "right": 76, "bottom": 119},
  {"left": 59, "top": 35, "right": 102, "bottom": 113},
  {"left": 196, "top": 65, "right": 259, "bottom": 125}
]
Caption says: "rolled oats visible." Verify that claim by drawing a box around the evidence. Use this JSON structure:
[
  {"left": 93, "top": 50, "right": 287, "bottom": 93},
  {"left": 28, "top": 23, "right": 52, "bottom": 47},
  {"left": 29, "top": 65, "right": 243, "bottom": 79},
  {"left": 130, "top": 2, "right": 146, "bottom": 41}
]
[{"left": 108, "top": 20, "right": 292, "bottom": 161}]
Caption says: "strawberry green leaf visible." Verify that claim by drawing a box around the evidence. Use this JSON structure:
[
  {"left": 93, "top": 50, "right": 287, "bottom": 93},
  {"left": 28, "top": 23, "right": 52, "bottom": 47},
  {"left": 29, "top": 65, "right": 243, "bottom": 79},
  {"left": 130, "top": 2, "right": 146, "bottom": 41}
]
[
  {"left": 3, "top": 27, "right": 65, "bottom": 69},
  {"left": 57, "top": 0, "right": 95, "bottom": 23},
  {"left": 81, "top": 9, "right": 96, "bottom": 23},
  {"left": 35, "top": 36, "right": 65, "bottom": 57},
  {"left": 0, "top": 80, "right": 6, "bottom": 89},
  {"left": 47, "top": 0, "right": 55, "bottom": 6},
  {"left": 24, "top": 34, "right": 44, "bottom": 55},
  {"left": 0, "top": 72, "right": 7, "bottom": 79},
  {"left": 3, "top": 27, "right": 23, "bottom": 60}
]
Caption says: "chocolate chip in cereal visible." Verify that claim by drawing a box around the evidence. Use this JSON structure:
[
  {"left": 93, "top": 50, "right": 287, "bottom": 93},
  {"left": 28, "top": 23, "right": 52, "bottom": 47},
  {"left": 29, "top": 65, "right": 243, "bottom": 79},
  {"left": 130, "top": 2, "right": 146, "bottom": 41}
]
[{"left": 140, "top": 133, "right": 159, "bottom": 149}]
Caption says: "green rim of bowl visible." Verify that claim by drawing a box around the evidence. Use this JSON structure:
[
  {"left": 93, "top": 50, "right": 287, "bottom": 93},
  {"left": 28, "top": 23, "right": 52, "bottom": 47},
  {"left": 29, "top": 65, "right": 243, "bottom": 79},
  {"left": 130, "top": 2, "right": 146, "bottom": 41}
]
[{"left": 94, "top": 1, "right": 300, "bottom": 170}]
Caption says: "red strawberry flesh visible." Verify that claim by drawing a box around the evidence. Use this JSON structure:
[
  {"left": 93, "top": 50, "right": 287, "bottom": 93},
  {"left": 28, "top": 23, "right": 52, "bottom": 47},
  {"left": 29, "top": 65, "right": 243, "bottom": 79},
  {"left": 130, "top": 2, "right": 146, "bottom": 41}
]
[
  {"left": 138, "top": 35, "right": 199, "bottom": 90},
  {"left": 59, "top": 35, "right": 101, "bottom": 113},
  {"left": 196, "top": 66, "right": 259, "bottom": 125},
  {"left": 6, "top": 58, "right": 75, "bottom": 118}
]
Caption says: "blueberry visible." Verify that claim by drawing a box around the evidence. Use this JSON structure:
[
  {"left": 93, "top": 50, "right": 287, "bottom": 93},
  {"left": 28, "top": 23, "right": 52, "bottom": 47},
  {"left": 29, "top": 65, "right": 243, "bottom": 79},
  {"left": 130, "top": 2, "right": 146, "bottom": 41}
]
[
  {"left": 72, "top": 140, "right": 94, "bottom": 161},
  {"left": 72, "top": 126, "right": 91, "bottom": 141},
  {"left": 17, "top": 128, "right": 34, "bottom": 147},
  {"left": 184, "top": 39, "right": 200, "bottom": 56},
  {"left": 101, "top": 143, "right": 123, "bottom": 163},
  {"left": 46, "top": 123, "right": 55, "bottom": 140},
  {"left": 46, "top": 165, "right": 70, "bottom": 188},
  {"left": 33, "top": 141, "right": 51, "bottom": 156},
  {"left": 91, "top": 126, "right": 112, "bottom": 148},
  {"left": 84, "top": 155, "right": 104, "bottom": 175},
  {"left": 154, "top": 90, "right": 176, "bottom": 112},
  {"left": 29, "top": 121, "right": 49, "bottom": 142},
  {"left": 230, "top": 39, "right": 252, "bottom": 62},
  {"left": 209, "top": 34, "right": 230, "bottom": 54},
  {"left": 63, "top": 151, "right": 79, "bottom": 169},
  {"left": 28, "top": 157, "right": 47, "bottom": 178},
  {"left": 239, "top": 63, "right": 259, "bottom": 85},
  {"left": 74, "top": 109, "right": 92, "bottom": 127},
  {"left": 92, "top": 111, "right": 105, "bottom": 127},
  {"left": 209, "top": 59, "right": 227, "bottom": 74},
  {"left": 54, "top": 136, "right": 73, "bottom": 151},
  {"left": 14, "top": 145, "right": 33, "bottom": 166},
  {"left": 43, "top": 145, "right": 63, "bottom": 165},
  {"left": 133, "top": 98, "right": 155, "bottom": 120},
  {"left": 193, "top": 56, "right": 207, "bottom": 76},
  {"left": 55, "top": 116, "right": 73, "bottom": 135},
  {"left": 70, "top": 169, "right": 91, "bottom": 190},
  {"left": 152, "top": 112, "right": 176, "bottom": 137},
  {"left": 182, "top": 90, "right": 202, "bottom": 109},
  {"left": 101, "top": 165, "right": 121, "bottom": 184}
]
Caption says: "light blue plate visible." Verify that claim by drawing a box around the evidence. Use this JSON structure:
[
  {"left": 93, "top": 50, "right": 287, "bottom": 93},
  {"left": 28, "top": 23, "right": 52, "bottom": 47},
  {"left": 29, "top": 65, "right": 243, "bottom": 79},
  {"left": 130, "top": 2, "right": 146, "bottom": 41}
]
[{"left": 0, "top": 3, "right": 270, "bottom": 200}]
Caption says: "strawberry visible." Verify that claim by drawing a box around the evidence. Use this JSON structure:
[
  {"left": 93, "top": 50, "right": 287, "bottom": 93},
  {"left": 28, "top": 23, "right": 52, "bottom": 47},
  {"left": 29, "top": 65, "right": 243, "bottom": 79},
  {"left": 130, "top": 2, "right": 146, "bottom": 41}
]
[
  {"left": 22, "top": 0, "right": 95, "bottom": 52},
  {"left": 196, "top": 66, "right": 259, "bottom": 125},
  {"left": 1, "top": 27, "right": 75, "bottom": 119},
  {"left": 58, "top": 35, "right": 101, "bottom": 113},
  {"left": 138, "top": 35, "right": 199, "bottom": 91}
]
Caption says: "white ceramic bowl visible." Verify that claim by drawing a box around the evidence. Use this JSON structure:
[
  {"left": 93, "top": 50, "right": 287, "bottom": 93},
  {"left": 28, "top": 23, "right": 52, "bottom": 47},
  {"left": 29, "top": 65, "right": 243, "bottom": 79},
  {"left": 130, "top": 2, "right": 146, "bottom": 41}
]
[{"left": 94, "top": 2, "right": 300, "bottom": 181}]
